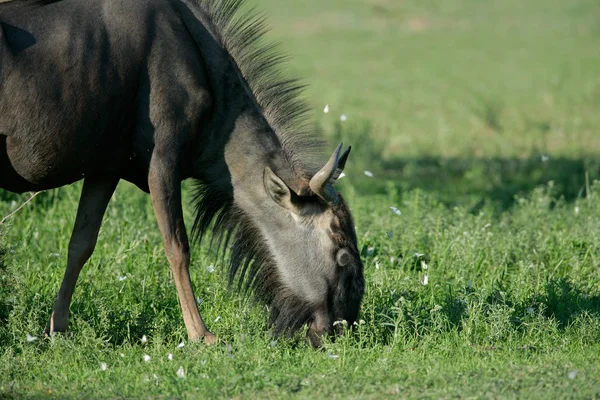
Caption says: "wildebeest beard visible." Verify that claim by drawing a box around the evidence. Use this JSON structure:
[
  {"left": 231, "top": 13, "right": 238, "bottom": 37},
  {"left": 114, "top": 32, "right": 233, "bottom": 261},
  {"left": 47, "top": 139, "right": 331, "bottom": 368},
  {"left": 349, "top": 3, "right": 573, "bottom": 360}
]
[{"left": 191, "top": 181, "right": 316, "bottom": 337}]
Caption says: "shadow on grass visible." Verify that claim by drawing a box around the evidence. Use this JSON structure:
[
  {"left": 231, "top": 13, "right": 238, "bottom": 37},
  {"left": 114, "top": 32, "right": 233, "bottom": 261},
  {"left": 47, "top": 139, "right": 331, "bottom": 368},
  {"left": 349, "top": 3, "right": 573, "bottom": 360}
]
[
  {"left": 517, "top": 278, "right": 600, "bottom": 329},
  {"left": 331, "top": 121, "right": 600, "bottom": 212},
  {"left": 379, "top": 156, "right": 598, "bottom": 213},
  {"left": 367, "top": 278, "right": 600, "bottom": 346}
]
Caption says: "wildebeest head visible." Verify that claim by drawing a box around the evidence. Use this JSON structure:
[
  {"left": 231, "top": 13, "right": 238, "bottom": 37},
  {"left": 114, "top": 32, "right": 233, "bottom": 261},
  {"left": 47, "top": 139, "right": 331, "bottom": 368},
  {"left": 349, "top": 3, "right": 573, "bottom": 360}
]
[
  {"left": 192, "top": 140, "right": 364, "bottom": 347},
  {"left": 261, "top": 143, "right": 365, "bottom": 346},
  {"left": 181, "top": 0, "right": 365, "bottom": 346}
]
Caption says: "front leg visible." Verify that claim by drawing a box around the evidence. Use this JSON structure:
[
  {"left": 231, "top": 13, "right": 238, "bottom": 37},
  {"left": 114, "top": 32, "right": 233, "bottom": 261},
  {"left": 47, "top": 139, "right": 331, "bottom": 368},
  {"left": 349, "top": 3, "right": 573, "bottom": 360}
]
[{"left": 148, "top": 157, "right": 216, "bottom": 344}]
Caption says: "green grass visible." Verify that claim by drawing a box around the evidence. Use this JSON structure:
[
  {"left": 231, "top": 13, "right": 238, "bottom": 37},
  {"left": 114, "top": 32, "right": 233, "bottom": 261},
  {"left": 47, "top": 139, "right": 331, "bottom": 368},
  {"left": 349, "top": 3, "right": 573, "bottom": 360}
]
[
  {"left": 2, "top": 182, "right": 600, "bottom": 398},
  {"left": 2, "top": 0, "right": 600, "bottom": 398},
  {"left": 262, "top": 0, "right": 600, "bottom": 158}
]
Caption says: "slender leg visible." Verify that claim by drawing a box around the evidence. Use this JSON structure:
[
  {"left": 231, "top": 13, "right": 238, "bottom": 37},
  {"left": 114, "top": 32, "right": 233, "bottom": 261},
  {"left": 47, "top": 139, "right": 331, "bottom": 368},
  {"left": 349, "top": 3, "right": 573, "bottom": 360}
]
[
  {"left": 148, "top": 159, "right": 216, "bottom": 344},
  {"left": 44, "top": 177, "right": 119, "bottom": 335}
]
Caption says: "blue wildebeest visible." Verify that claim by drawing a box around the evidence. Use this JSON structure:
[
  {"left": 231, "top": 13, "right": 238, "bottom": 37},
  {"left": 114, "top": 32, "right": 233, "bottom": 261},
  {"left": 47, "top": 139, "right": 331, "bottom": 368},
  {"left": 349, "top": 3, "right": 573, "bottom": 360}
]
[{"left": 0, "top": 0, "right": 364, "bottom": 346}]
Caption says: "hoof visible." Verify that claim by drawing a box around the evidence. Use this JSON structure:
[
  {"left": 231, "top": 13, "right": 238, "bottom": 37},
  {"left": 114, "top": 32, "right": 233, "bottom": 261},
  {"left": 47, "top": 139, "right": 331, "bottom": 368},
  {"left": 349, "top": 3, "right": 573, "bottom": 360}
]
[
  {"left": 42, "top": 325, "right": 53, "bottom": 337},
  {"left": 42, "top": 327, "right": 65, "bottom": 338},
  {"left": 203, "top": 332, "right": 217, "bottom": 345},
  {"left": 44, "top": 312, "right": 68, "bottom": 337}
]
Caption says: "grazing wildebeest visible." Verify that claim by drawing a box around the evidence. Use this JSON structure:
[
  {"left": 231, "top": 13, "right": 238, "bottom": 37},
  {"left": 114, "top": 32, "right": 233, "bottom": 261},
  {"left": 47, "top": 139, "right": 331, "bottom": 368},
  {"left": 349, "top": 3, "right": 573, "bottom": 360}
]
[{"left": 0, "top": 0, "right": 364, "bottom": 346}]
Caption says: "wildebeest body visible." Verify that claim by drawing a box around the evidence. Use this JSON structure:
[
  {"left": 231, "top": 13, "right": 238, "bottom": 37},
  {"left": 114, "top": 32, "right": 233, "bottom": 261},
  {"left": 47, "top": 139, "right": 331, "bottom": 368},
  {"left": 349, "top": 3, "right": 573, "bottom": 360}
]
[
  {"left": 0, "top": 0, "right": 364, "bottom": 346},
  {"left": 1, "top": 0, "right": 214, "bottom": 192}
]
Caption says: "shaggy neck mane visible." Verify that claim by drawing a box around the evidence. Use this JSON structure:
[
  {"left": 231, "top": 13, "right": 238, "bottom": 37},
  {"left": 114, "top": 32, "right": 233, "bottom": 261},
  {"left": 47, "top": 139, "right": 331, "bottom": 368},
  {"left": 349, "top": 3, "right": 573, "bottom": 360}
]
[
  {"left": 187, "top": 0, "right": 324, "bottom": 169},
  {"left": 184, "top": 0, "right": 325, "bottom": 335}
]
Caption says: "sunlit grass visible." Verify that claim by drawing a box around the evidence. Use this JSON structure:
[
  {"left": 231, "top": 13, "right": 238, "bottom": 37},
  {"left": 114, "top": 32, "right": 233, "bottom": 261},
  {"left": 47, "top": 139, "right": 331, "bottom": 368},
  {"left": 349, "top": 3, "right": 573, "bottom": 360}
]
[
  {"left": 2, "top": 0, "right": 600, "bottom": 397},
  {"left": 1, "top": 179, "right": 600, "bottom": 398},
  {"left": 259, "top": 0, "right": 600, "bottom": 158}
]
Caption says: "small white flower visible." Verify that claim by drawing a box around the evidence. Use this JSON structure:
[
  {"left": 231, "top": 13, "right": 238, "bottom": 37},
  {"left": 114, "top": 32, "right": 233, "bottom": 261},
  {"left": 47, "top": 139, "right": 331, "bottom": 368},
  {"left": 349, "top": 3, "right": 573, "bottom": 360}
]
[
  {"left": 421, "top": 261, "right": 428, "bottom": 270},
  {"left": 375, "top": 261, "right": 381, "bottom": 270},
  {"left": 214, "top": 315, "right": 221, "bottom": 323},
  {"left": 201, "top": 360, "right": 207, "bottom": 366},
  {"left": 117, "top": 275, "right": 127, "bottom": 281},
  {"left": 323, "top": 104, "right": 330, "bottom": 113},
  {"left": 168, "top": 353, "right": 173, "bottom": 361},
  {"left": 196, "top": 297, "right": 203, "bottom": 305},
  {"left": 575, "top": 206, "right": 580, "bottom": 215},
  {"left": 26, "top": 334, "right": 37, "bottom": 342},
  {"left": 119, "top": 353, "right": 125, "bottom": 358},
  {"left": 422, "top": 275, "right": 429, "bottom": 285},
  {"left": 364, "top": 170, "right": 374, "bottom": 177},
  {"left": 366, "top": 247, "right": 375, "bottom": 256},
  {"left": 568, "top": 370, "right": 577, "bottom": 380},
  {"left": 143, "top": 354, "right": 151, "bottom": 362},
  {"left": 390, "top": 256, "right": 396, "bottom": 264},
  {"left": 100, "top": 362, "right": 108, "bottom": 371},
  {"left": 177, "top": 341, "right": 185, "bottom": 349},
  {"left": 326, "top": 352, "right": 340, "bottom": 359},
  {"left": 390, "top": 207, "right": 401, "bottom": 216},
  {"left": 332, "top": 320, "right": 347, "bottom": 326},
  {"left": 359, "top": 319, "right": 365, "bottom": 325},
  {"left": 205, "top": 264, "right": 215, "bottom": 273},
  {"left": 177, "top": 366, "right": 186, "bottom": 379},
  {"left": 340, "top": 114, "right": 347, "bottom": 122},
  {"left": 338, "top": 172, "right": 346, "bottom": 179},
  {"left": 415, "top": 252, "right": 424, "bottom": 258},
  {"left": 141, "top": 335, "right": 148, "bottom": 344},
  {"left": 541, "top": 155, "right": 549, "bottom": 162},
  {"left": 270, "top": 340, "right": 277, "bottom": 348}
]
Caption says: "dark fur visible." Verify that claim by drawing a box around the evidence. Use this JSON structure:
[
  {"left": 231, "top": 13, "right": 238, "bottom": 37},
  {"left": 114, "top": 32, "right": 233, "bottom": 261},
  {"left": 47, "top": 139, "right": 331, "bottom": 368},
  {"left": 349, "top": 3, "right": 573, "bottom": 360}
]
[
  {"left": 0, "top": 0, "right": 362, "bottom": 339},
  {"left": 185, "top": 0, "right": 331, "bottom": 334},
  {"left": 191, "top": 179, "right": 317, "bottom": 335},
  {"left": 183, "top": 0, "right": 326, "bottom": 173}
]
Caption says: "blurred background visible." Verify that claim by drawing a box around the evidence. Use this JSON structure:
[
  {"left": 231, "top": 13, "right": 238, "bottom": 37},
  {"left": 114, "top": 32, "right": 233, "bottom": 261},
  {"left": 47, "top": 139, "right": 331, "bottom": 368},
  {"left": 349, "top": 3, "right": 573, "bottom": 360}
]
[{"left": 254, "top": 0, "right": 600, "bottom": 211}]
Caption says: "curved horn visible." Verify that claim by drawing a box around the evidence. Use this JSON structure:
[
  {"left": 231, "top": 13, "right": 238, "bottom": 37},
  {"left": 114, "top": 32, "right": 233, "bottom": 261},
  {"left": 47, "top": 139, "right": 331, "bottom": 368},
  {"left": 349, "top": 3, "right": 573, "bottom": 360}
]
[
  {"left": 337, "top": 146, "right": 351, "bottom": 172},
  {"left": 310, "top": 142, "right": 345, "bottom": 203},
  {"left": 332, "top": 145, "right": 351, "bottom": 180}
]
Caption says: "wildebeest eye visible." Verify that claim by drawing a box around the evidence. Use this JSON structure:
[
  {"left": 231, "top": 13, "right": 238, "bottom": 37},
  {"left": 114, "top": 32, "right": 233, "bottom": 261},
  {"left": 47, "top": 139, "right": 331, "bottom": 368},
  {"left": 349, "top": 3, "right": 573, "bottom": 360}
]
[{"left": 336, "top": 249, "right": 350, "bottom": 266}]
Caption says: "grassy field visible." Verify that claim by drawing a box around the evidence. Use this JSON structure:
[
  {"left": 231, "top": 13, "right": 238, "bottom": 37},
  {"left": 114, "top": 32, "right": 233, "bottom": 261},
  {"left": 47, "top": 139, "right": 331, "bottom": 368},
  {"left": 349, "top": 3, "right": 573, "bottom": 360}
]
[{"left": 2, "top": 0, "right": 600, "bottom": 398}]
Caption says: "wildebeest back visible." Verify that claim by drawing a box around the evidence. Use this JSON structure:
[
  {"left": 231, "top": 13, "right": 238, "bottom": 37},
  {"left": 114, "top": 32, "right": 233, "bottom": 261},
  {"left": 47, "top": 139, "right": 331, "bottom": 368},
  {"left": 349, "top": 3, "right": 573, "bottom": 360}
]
[{"left": 0, "top": 0, "right": 202, "bottom": 191}]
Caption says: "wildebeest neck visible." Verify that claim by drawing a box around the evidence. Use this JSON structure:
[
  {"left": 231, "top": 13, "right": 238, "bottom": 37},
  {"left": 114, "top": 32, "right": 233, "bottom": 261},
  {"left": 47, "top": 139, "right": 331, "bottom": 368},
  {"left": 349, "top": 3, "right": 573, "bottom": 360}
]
[{"left": 174, "top": 0, "right": 322, "bottom": 183}]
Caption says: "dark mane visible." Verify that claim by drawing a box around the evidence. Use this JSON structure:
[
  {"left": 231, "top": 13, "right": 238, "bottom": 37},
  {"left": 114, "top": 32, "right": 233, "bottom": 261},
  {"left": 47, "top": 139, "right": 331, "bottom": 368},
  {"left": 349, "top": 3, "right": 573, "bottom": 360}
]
[
  {"left": 191, "top": 0, "right": 325, "bottom": 171},
  {"left": 187, "top": 0, "right": 324, "bottom": 334}
]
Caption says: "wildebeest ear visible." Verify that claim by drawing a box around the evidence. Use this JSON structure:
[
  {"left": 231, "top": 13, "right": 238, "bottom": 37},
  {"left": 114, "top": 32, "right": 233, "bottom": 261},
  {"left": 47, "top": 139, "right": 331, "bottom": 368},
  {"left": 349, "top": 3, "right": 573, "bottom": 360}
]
[{"left": 263, "top": 167, "right": 300, "bottom": 213}]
